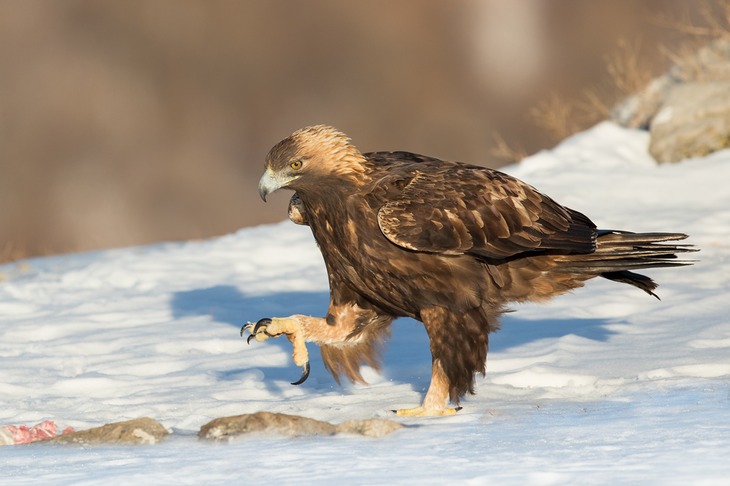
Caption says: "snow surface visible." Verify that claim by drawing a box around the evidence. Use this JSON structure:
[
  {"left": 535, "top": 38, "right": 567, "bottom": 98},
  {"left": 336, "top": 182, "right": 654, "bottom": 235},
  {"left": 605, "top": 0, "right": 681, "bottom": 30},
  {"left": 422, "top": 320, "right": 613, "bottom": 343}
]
[{"left": 1, "top": 122, "right": 729, "bottom": 485}]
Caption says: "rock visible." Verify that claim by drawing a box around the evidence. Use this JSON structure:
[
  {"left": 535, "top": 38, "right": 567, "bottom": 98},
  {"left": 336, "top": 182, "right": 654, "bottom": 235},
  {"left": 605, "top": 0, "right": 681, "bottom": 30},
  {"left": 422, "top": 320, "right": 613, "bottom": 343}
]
[
  {"left": 610, "top": 38, "right": 730, "bottom": 163},
  {"left": 199, "top": 412, "right": 336, "bottom": 440},
  {"left": 50, "top": 418, "right": 169, "bottom": 445},
  {"left": 198, "top": 412, "right": 404, "bottom": 441},
  {"left": 336, "top": 418, "right": 404, "bottom": 438},
  {"left": 648, "top": 80, "right": 730, "bottom": 163},
  {"left": 611, "top": 74, "right": 677, "bottom": 129},
  {"left": 612, "top": 38, "right": 730, "bottom": 130},
  {"left": 670, "top": 38, "right": 730, "bottom": 83}
]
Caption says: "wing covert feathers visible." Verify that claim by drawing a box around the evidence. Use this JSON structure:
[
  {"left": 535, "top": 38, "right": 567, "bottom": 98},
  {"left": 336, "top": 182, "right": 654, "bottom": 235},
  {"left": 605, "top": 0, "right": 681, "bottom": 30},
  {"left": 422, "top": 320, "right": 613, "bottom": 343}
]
[{"left": 374, "top": 158, "right": 597, "bottom": 259}]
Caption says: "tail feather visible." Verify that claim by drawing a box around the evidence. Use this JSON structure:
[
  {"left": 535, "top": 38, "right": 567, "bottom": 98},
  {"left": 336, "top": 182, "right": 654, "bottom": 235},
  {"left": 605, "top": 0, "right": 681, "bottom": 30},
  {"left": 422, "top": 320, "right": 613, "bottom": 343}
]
[
  {"left": 553, "top": 231, "right": 697, "bottom": 297},
  {"left": 594, "top": 230, "right": 691, "bottom": 244},
  {"left": 602, "top": 270, "right": 660, "bottom": 299}
]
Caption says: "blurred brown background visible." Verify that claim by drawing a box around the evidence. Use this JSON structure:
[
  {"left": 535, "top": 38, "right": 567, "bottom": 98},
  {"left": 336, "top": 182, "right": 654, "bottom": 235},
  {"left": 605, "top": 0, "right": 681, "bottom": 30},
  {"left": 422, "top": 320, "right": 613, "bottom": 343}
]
[{"left": 0, "top": 0, "right": 714, "bottom": 262}]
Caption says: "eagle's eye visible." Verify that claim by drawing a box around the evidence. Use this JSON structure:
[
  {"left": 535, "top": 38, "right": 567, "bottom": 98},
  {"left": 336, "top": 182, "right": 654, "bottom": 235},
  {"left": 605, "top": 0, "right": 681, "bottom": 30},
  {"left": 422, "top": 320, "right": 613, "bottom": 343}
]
[{"left": 290, "top": 160, "right": 303, "bottom": 170}]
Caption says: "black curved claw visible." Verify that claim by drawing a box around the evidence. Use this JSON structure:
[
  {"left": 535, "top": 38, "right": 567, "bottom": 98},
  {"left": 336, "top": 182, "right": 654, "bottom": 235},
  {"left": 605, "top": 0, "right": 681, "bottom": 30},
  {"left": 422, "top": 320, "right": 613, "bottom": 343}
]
[
  {"left": 252, "top": 318, "right": 272, "bottom": 334},
  {"left": 242, "top": 318, "right": 272, "bottom": 345},
  {"left": 291, "top": 361, "right": 310, "bottom": 386}
]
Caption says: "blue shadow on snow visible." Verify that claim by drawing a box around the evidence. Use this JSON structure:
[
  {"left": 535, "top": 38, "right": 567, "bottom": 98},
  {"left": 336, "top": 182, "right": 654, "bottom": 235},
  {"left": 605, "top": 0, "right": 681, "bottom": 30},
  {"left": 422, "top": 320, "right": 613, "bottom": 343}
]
[{"left": 170, "top": 286, "right": 615, "bottom": 394}]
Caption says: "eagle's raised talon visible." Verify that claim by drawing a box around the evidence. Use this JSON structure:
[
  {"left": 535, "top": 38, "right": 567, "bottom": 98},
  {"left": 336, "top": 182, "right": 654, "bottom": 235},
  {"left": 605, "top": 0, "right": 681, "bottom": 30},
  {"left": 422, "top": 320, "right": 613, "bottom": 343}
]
[
  {"left": 242, "top": 318, "right": 274, "bottom": 344},
  {"left": 252, "top": 318, "right": 272, "bottom": 335},
  {"left": 241, "top": 316, "right": 310, "bottom": 385}
]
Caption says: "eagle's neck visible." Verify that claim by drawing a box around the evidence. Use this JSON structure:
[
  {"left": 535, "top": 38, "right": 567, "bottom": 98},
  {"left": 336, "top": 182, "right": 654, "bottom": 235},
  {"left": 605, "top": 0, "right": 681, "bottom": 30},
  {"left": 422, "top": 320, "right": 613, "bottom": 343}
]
[
  {"left": 297, "top": 184, "right": 374, "bottom": 268},
  {"left": 298, "top": 185, "right": 358, "bottom": 234}
]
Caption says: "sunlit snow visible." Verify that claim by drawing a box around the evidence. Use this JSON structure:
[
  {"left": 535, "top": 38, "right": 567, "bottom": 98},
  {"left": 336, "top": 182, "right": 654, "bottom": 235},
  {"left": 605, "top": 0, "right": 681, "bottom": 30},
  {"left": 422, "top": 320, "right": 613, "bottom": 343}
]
[{"left": 1, "top": 122, "right": 728, "bottom": 484}]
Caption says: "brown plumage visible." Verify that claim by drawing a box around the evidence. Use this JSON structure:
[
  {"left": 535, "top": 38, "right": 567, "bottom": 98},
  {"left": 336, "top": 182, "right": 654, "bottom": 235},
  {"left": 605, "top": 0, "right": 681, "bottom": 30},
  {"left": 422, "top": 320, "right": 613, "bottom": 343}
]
[{"left": 248, "top": 125, "right": 696, "bottom": 416}]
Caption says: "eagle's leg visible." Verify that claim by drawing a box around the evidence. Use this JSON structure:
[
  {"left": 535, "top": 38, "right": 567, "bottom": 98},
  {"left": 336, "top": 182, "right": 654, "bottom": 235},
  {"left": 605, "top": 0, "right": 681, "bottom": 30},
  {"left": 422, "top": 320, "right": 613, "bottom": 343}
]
[
  {"left": 244, "top": 307, "right": 391, "bottom": 388},
  {"left": 395, "top": 359, "right": 461, "bottom": 417},
  {"left": 242, "top": 317, "right": 310, "bottom": 385}
]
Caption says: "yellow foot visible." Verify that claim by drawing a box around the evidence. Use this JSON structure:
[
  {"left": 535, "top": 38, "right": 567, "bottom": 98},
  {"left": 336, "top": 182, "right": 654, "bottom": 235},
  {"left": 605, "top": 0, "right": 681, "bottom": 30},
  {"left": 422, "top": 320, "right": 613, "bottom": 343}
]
[
  {"left": 241, "top": 317, "right": 310, "bottom": 385},
  {"left": 394, "top": 406, "right": 462, "bottom": 417}
]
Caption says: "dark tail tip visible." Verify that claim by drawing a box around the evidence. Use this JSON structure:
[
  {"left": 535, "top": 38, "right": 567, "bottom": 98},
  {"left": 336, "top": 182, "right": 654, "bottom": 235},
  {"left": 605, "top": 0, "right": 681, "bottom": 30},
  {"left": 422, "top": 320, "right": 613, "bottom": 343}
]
[{"left": 602, "top": 270, "right": 660, "bottom": 299}]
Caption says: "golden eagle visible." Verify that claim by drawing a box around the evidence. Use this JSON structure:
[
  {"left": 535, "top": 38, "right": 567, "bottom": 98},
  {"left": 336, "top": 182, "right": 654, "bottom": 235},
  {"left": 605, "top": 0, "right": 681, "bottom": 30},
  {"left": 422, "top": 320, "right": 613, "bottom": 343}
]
[{"left": 243, "top": 125, "right": 695, "bottom": 416}]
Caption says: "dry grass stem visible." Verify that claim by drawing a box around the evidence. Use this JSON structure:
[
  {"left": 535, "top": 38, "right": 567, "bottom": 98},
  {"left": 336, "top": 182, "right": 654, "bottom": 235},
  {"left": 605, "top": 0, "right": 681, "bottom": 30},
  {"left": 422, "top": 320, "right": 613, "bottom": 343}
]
[
  {"left": 651, "top": 0, "right": 730, "bottom": 40},
  {"left": 605, "top": 38, "right": 655, "bottom": 96},
  {"left": 490, "top": 132, "right": 528, "bottom": 165},
  {"left": 529, "top": 1, "right": 730, "bottom": 146},
  {"left": 528, "top": 92, "right": 581, "bottom": 141}
]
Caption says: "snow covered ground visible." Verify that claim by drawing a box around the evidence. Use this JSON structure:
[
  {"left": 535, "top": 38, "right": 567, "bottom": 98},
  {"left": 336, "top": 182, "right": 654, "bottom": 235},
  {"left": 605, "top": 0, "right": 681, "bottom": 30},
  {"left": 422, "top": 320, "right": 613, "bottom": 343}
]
[{"left": 1, "top": 122, "right": 728, "bottom": 485}]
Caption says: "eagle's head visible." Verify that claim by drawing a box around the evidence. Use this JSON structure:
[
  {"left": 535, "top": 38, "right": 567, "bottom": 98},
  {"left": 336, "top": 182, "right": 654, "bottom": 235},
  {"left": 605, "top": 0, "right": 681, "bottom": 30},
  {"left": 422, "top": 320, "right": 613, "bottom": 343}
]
[{"left": 258, "top": 125, "right": 366, "bottom": 201}]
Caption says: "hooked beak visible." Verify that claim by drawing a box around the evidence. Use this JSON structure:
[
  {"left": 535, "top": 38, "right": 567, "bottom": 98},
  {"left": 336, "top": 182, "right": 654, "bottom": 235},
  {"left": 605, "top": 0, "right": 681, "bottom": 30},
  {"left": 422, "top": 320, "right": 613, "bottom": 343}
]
[{"left": 258, "top": 168, "right": 281, "bottom": 202}]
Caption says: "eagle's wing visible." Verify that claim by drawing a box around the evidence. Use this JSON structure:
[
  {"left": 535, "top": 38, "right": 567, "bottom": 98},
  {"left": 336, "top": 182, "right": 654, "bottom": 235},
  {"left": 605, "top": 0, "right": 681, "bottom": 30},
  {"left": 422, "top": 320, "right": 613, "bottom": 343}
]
[{"left": 375, "top": 160, "right": 596, "bottom": 259}]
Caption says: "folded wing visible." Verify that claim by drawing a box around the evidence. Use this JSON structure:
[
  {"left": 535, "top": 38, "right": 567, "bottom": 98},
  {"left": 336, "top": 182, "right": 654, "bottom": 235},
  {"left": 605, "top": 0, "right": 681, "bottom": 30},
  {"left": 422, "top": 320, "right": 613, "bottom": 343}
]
[{"left": 375, "top": 162, "right": 597, "bottom": 259}]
